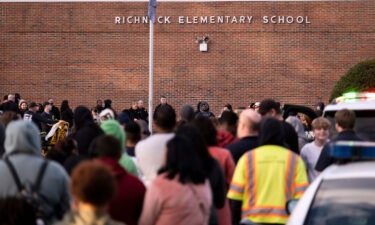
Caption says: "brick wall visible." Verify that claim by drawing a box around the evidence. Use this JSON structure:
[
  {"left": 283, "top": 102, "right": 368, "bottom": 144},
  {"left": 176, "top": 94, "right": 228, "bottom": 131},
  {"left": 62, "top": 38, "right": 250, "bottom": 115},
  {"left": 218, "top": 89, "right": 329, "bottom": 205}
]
[{"left": 1, "top": 1, "right": 374, "bottom": 115}]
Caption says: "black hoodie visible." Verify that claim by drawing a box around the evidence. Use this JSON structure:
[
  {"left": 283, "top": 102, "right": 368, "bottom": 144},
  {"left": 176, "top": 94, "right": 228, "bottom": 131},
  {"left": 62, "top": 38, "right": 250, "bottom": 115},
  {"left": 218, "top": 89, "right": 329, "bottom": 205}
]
[{"left": 69, "top": 106, "right": 103, "bottom": 156}]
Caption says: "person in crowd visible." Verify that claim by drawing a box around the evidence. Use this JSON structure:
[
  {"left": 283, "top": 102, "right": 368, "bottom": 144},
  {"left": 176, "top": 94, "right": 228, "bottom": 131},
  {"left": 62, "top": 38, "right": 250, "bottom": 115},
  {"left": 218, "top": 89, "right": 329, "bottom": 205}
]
[
  {"left": 136, "top": 104, "right": 176, "bottom": 186},
  {"left": 104, "top": 99, "right": 112, "bottom": 110},
  {"left": 54, "top": 138, "right": 82, "bottom": 175},
  {"left": 40, "top": 102, "right": 58, "bottom": 133},
  {"left": 0, "top": 122, "right": 5, "bottom": 157},
  {"left": 153, "top": 95, "right": 170, "bottom": 115},
  {"left": 253, "top": 102, "right": 261, "bottom": 112},
  {"left": 218, "top": 111, "right": 238, "bottom": 136},
  {"left": 179, "top": 104, "right": 195, "bottom": 123},
  {"left": 45, "top": 147, "right": 67, "bottom": 165},
  {"left": 104, "top": 99, "right": 117, "bottom": 118},
  {"left": 23, "top": 102, "right": 54, "bottom": 131},
  {"left": 176, "top": 125, "right": 226, "bottom": 225},
  {"left": 118, "top": 111, "right": 130, "bottom": 127},
  {"left": 315, "top": 109, "right": 362, "bottom": 172},
  {"left": 60, "top": 100, "right": 74, "bottom": 128},
  {"left": 69, "top": 106, "right": 103, "bottom": 156},
  {"left": 136, "top": 100, "right": 149, "bottom": 121},
  {"left": 95, "top": 99, "right": 104, "bottom": 114},
  {"left": 191, "top": 116, "right": 235, "bottom": 225},
  {"left": 228, "top": 117, "right": 308, "bottom": 225},
  {"left": 0, "top": 95, "right": 8, "bottom": 112},
  {"left": 56, "top": 161, "right": 125, "bottom": 225},
  {"left": 1, "top": 94, "right": 19, "bottom": 113},
  {"left": 95, "top": 135, "right": 146, "bottom": 225},
  {"left": 195, "top": 101, "right": 202, "bottom": 115},
  {"left": 216, "top": 111, "right": 239, "bottom": 147},
  {"left": 0, "top": 197, "right": 37, "bottom": 225},
  {"left": 224, "top": 104, "right": 233, "bottom": 112},
  {"left": 139, "top": 136, "right": 212, "bottom": 225},
  {"left": 0, "top": 111, "right": 19, "bottom": 128},
  {"left": 226, "top": 110, "right": 261, "bottom": 163},
  {"left": 315, "top": 101, "right": 325, "bottom": 117},
  {"left": 99, "top": 108, "right": 115, "bottom": 124},
  {"left": 299, "top": 113, "right": 314, "bottom": 141},
  {"left": 125, "top": 121, "right": 141, "bottom": 157},
  {"left": 48, "top": 98, "right": 60, "bottom": 120},
  {"left": 197, "top": 102, "right": 215, "bottom": 118},
  {"left": 99, "top": 119, "right": 138, "bottom": 176},
  {"left": 301, "top": 117, "right": 331, "bottom": 182},
  {"left": 286, "top": 114, "right": 308, "bottom": 151},
  {"left": 192, "top": 116, "right": 235, "bottom": 185},
  {"left": 259, "top": 99, "right": 299, "bottom": 154},
  {"left": 136, "top": 120, "right": 151, "bottom": 140},
  {"left": 0, "top": 120, "right": 70, "bottom": 224},
  {"left": 37, "top": 103, "right": 44, "bottom": 113},
  {"left": 18, "top": 100, "right": 28, "bottom": 118},
  {"left": 219, "top": 104, "right": 233, "bottom": 117},
  {"left": 14, "top": 93, "right": 21, "bottom": 105},
  {"left": 90, "top": 107, "right": 99, "bottom": 124},
  {"left": 127, "top": 101, "right": 139, "bottom": 121}
]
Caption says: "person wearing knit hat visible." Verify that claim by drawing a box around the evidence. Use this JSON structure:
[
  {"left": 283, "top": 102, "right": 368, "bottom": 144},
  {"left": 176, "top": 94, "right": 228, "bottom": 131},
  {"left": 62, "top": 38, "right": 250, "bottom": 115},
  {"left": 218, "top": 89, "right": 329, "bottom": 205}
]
[{"left": 100, "top": 120, "right": 138, "bottom": 176}]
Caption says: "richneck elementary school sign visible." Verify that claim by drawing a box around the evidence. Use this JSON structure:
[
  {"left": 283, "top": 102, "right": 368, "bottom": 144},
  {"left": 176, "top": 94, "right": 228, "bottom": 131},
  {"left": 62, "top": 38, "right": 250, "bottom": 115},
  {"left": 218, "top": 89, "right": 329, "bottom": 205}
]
[{"left": 115, "top": 15, "right": 311, "bottom": 24}]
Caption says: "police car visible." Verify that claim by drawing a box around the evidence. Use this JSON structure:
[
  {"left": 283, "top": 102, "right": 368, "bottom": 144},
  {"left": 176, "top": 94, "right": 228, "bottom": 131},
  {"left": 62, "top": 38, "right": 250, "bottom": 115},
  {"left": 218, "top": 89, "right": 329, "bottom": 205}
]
[
  {"left": 323, "top": 91, "right": 375, "bottom": 141},
  {"left": 287, "top": 141, "right": 375, "bottom": 225}
]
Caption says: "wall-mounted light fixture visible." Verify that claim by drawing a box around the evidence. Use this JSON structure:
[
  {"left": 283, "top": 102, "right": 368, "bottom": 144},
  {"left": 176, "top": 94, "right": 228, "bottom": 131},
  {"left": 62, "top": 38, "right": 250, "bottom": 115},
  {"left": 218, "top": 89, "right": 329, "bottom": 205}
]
[{"left": 195, "top": 36, "right": 210, "bottom": 52}]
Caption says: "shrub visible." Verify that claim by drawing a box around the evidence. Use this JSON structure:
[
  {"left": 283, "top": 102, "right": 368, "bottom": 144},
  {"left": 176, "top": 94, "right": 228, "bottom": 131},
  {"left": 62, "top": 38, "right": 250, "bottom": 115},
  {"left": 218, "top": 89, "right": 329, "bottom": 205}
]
[{"left": 330, "top": 60, "right": 375, "bottom": 102}]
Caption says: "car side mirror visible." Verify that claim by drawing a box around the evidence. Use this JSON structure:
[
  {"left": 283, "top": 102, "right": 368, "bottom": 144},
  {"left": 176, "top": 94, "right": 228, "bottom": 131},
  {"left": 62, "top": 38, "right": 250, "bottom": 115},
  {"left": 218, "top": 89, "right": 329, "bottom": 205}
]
[{"left": 286, "top": 199, "right": 299, "bottom": 215}]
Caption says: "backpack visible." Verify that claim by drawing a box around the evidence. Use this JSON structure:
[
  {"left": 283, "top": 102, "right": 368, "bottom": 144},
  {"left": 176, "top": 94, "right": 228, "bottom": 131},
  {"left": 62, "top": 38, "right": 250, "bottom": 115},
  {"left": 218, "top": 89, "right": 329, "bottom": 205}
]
[{"left": 5, "top": 158, "right": 51, "bottom": 225}]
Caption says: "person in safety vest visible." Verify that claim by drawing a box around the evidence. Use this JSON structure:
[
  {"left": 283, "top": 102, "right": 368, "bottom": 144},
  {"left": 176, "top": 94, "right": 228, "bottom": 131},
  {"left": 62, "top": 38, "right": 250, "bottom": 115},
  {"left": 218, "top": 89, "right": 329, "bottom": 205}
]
[{"left": 228, "top": 117, "right": 308, "bottom": 225}]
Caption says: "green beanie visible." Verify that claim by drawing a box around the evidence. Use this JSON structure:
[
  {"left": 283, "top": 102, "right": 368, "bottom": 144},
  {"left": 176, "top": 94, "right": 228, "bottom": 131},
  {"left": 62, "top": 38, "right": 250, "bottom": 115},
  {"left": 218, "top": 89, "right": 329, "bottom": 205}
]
[{"left": 100, "top": 120, "right": 126, "bottom": 150}]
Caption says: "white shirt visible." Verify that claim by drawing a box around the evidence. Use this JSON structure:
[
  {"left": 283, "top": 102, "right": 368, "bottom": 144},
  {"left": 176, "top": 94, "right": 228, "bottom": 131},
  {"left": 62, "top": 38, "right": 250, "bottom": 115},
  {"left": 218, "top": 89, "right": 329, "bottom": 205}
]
[
  {"left": 135, "top": 133, "right": 175, "bottom": 186},
  {"left": 300, "top": 141, "right": 324, "bottom": 182}
]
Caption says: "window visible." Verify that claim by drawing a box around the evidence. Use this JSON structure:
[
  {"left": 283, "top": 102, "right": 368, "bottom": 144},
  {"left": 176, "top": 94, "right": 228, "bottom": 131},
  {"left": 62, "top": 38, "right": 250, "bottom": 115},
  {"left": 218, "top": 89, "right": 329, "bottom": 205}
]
[{"left": 305, "top": 178, "right": 375, "bottom": 225}]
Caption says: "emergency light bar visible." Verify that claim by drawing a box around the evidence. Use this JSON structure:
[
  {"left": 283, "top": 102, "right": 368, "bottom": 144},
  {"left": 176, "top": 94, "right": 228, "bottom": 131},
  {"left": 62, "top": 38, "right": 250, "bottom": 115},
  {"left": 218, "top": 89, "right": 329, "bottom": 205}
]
[
  {"left": 331, "top": 141, "right": 375, "bottom": 159},
  {"left": 335, "top": 91, "right": 375, "bottom": 103}
]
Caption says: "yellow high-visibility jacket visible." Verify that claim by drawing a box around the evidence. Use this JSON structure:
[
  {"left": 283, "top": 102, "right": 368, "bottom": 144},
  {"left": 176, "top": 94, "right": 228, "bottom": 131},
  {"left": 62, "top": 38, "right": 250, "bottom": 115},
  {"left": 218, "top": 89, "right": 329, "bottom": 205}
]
[{"left": 227, "top": 145, "right": 308, "bottom": 224}]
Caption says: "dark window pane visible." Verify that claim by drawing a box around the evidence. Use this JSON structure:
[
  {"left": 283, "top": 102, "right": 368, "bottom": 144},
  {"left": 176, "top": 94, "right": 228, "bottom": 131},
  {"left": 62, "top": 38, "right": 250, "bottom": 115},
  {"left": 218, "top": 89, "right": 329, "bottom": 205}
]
[{"left": 305, "top": 178, "right": 375, "bottom": 225}]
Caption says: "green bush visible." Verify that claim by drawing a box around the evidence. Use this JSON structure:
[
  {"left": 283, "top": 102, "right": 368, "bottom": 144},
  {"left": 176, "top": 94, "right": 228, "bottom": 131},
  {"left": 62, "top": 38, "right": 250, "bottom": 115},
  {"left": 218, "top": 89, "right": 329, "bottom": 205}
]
[{"left": 330, "top": 59, "right": 375, "bottom": 102}]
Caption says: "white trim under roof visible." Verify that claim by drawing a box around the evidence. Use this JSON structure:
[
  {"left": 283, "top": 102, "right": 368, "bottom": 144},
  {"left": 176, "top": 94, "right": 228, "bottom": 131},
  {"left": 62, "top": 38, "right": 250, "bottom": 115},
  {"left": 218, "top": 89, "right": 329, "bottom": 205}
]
[{"left": 0, "top": 0, "right": 359, "bottom": 2}]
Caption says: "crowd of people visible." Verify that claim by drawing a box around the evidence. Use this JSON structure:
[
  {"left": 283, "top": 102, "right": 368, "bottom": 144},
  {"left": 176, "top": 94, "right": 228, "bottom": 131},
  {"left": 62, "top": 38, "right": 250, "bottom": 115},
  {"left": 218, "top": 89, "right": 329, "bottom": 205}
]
[{"left": 0, "top": 93, "right": 363, "bottom": 225}]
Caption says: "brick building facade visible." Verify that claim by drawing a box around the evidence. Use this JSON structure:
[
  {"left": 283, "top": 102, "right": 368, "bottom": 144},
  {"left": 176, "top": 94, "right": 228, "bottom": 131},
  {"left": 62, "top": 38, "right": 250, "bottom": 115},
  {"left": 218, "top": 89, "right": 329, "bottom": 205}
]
[{"left": 1, "top": 1, "right": 374, "bottom": 115}]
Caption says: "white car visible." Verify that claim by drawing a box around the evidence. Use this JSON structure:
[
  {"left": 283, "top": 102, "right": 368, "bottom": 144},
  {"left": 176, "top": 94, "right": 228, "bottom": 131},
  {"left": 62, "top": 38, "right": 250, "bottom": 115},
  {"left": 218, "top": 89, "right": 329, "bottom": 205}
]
[
  {"left": 323, "top": 92, "right": 375, "bottom": 141},
  {"left": 287, "top": 141, "right": 375, "bottom": 225}
]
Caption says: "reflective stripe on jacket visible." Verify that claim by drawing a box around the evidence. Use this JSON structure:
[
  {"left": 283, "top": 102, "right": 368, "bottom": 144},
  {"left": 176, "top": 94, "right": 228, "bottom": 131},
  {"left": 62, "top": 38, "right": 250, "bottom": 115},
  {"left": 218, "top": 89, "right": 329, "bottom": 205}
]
[{"left": 227, "top": 145, "right": 308, "bottom": 224}]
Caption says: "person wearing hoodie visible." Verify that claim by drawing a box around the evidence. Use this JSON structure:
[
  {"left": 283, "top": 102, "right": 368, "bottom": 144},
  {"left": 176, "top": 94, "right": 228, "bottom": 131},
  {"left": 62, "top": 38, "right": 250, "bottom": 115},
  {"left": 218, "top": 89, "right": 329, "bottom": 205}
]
[
  {"left": 196, "top": 102, "right": 215, "bottom": 118},
  {"left": 99, "top": 119, "right": 138, "bottom": 176},
  {"left": 286, "top": 115, "right": 309, "bottom": 151},
  {"left": 69, "top": 106, "right": 103, "bottom": 156},
  {"left": 0, "top": 120, "right": 70, "bottom": 224},
  {"left": 95, "top": 135, "right": 146, "bottom": 225}
]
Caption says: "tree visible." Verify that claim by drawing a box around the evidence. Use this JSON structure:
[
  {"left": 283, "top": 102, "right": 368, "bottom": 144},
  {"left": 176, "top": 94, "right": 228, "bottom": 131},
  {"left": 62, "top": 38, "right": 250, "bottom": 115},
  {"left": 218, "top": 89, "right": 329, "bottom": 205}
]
[{"left": 330, "top": 59, "right": 375, "bottom": 102}]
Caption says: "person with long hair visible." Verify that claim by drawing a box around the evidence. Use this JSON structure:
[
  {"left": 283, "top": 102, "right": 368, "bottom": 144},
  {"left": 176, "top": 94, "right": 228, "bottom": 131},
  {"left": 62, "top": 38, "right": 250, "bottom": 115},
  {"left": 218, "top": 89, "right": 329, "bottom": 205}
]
[
  {"left": 60, "top": 100, "right": 74, "bottom": 128},
  {"left": 139, "top": 136, "right": 212, "bottom": 225},
  {"left": 176, "top": 125, "right": 226, "bottom": 225},
  {"left": 190, "top": 116, "right": 235, "bottom": 225}
]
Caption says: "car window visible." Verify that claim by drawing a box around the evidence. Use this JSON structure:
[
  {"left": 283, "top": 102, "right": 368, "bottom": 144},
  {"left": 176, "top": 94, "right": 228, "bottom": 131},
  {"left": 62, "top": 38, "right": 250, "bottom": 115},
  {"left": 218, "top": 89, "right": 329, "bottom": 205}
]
[
  {"left": 324, "top": 110, "right": 375, "bottom": 141},
  {"left": 304, "top": 178, "right": 375, "bottom": 225}
]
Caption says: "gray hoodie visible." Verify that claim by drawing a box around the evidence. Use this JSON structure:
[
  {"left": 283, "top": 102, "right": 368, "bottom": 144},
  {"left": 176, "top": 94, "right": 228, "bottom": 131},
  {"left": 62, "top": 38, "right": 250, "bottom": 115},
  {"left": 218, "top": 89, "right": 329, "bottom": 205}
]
[{"left": 0, "top": 120, "right": 70, "bottom": 223}]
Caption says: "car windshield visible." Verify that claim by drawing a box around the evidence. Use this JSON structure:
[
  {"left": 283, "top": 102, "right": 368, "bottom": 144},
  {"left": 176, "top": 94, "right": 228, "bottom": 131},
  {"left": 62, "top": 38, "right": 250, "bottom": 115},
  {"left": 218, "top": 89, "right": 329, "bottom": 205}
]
[
  {"left": 304, "top": 178, "right": 375, "bottom": 225},
  {"left": 324, "top": 110, "right": 375, "bottom": 141}
]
